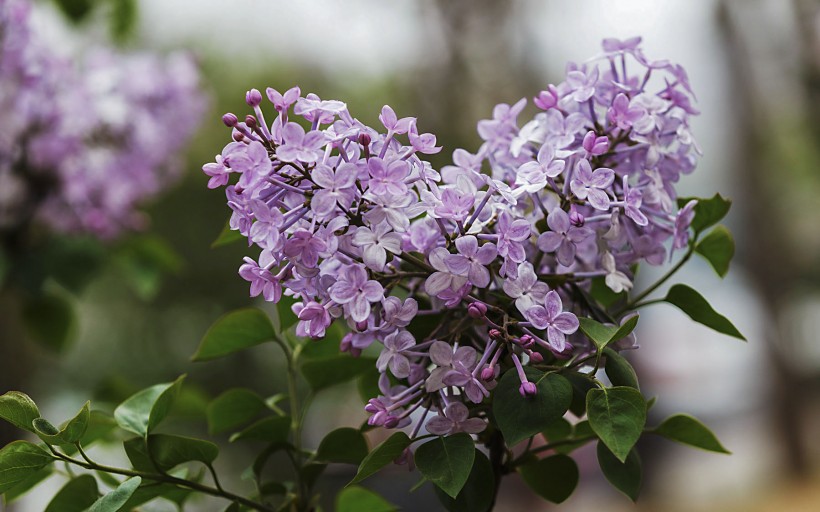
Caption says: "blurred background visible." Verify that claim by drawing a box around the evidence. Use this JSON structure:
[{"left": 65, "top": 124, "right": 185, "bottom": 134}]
[{"left": 3, "top": 0, "right": 820, "bottom": 510}]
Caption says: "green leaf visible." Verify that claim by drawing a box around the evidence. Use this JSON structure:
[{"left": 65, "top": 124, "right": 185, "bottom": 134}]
[
  {"left": 0, "top": 391, "right": 41, "bottom": 433},
  {"left": 586, "top": 387, "right": 647, "bottom": 462},
  {"left": 542, "top": 418, "right": 573, "bottom": 443},
  {"left": 275, "top": 295, "right": 300, "bottom": 332},
  {"left": 518, "top": 454, "right": 579, "bottom": 503},
  {"left": 678, "top": 193, "right": 731, "bottom": 234},
  {"left": 211, "top": 219, "right": 244, "bottom": 248},
  {"left": 434, "top": 450, "right": 494, "bottom": 512},
  {"left": 207, "top": 388, "right": 266, "bottom": 435},
  {"left": 597, "top": 442, "right": 642, "bottom": 501},
  {"left": 229, "top": 416, "right": 290, "bottom": 443},
  {"left": 110, "top": 0, "right": 138, "bottom": 41},
  {"left": 653, "top": 414, "right": 730, "bottom": 453},
  {"left": 336, "top": 486, "right": 396, "bottom": 512},
  {"left": 663, "top": 284, "right": 745, "bottom": 340},
  {"left": 0, "top": 441, "right": 53, "bottom": 494},
  {"left": 302, "top": 356, "right": 377, "bottom": 392},
  {"left": 114, "top": 235, "right": 182, "bottom": 300},
  {"left": 44, "top": 474, "right": 99, "bottom": 512},
  {"left": 603, "top": 349, "right": 640, "bottom": 390},
  {"left": 317, "top": 428, "right": 369, "bottom": 465},
  {"left": 113, "top": 376, "right": 185, "bottom": 437},
  {"left": 35, "top": 402, "right": 91, "bottom": 446},
  {"left": 88, "top": 476, "right": 141, "bottom": 512},
  {"left": 298, "top": 323, "right": 346, "bottom": 360},
  {"left": 695, "top": 225, "right": 735, "bottom": 278},
  {"left": 492, "top": 368, "right": 572, "bottom": 446},
  {"left": 565, "top": 372, "right": 595, "bottom": 417},
  {"left": 193, "top": 309, "right": 276, "bottom": 361},
  {"left": 350, "top": 432, "right": 411, "bottom": 485},
  {"left": 578, "top": 315, "right": 639, "bottom": 352},
  {"left": 3, "top": 465, "right": 52, "bottom": 503},
  {"left": 146, "top": 434, "right": 219, "bottom": 470},
  {"left": 415, "top": 434, "right": 475, "bottom": 498},
  {"left": 53, "top": 0, "right": 94, "bottom": 23},
  {"left": 22, "top": 292, "right": 76, "bottom": 352}
]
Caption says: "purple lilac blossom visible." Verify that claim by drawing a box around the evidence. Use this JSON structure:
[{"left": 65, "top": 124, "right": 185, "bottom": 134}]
[{"left": 202, "top": 36, "right": 704, "bottom": 455}]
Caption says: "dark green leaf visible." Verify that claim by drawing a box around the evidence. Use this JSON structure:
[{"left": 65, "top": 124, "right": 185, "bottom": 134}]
[
  {"left": 302, "top": 356, "right": 377, "bottom": 392},
  {"left": 518, "top": 454, "right": 579, "bottom": 503},
  {"left": 678, "top": 194, "right": 731, "bottom": 234},
  {"left": 492, "top": 368, "right": 572, "bottom": 445},
  {"left": 229, "top": 416, "right": 290, "bottom": 443},
  {"left": 44, "top": 474, "right": 99, "bottom": 512},
  {"left": 207, "top": 388, "right": 266, "bottom": 435},
  {"left": 663, "top": 284, "right": 745, "bottom": 340},
  {"left": 36, "top": 402, "right": 91, "bottom": 446},
  {"left": 542, "top": 418, "right": 573, "bottom": 443},
  {"left": 0, "top": 391, "right": 40, "bottom": 433},
  {"left": 300, "top": 462, "right": 327, "bottom": 489},
  {"left": 193, "top": 309, "right": 276, "bottom": 361},
  {"left": 653, "top": 414, "right": 730, "bottom": 453},
  {"left": 146, "top": 434, "right": 219, "bottom": 470},
  {"left": 357, "top": 366, "right": 381, "bottom": 404},
  {"left": 22, "top": 292, "right": 76, "bottom": 352},
  {"left": 211, "top": 219, "right": 244, "bottom": 249},
  {"left": 695, "top": 225, "right": 734, "bottom": 278},
  {"left": 337, "top": 486, "right": 396, "bottom": 512},
  {"left": 415, "top": 434, "right": 475, "bottom": 498},
  {"left": 603, "top": 349, "right": 640, "bottom": 390},
  {"left": 350, "top": 432, "right": 411, "bottom": 485},
  {"left": 565, "top": 372, "right": 595, "bottom": 417},
  {"left": 114, "top": 235, "right": 182, "bottom": 300},
  {"left": 3, "top": 465, "right": 51, "bottom": 503},
  {"left": 113, "top": 376, "right": 185, "bottom": 437},
  {"left": 316, "top": 427, "right": 368, "bottom": 465},
  {"left": 298, "top": 323, "right": 345, "bottom": 360},
  {"left": 578, "top": 315, "right": 638, "bottom": 352},
  {"left": 110, "top": 0, "right": 138, "bottom": 41},
  {"left": 88, "top": 476, "right": 141, "bottom": 512},
  {"left": 0, "top": 441, "right": 53, "bottom": 494},
  {"left": 586, "top": 387, "right": 646, "bottom": 462},
  {"left": 434, "top": 450, "right": 494, "bottom": 512},
  {"left": 275, "top": 295, "right": 299, "bottom": 332},
  {"left": 597, "top": 442, "right": 642, "bottom": 501},
  {"left": 53, "top": 0, "right": 94, "bottom": 23}
]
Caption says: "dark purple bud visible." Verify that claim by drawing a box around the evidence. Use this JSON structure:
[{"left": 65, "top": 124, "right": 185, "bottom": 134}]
[
  {"left": 489, "top": 328, "right": 502, "bottom": 339},
  {"left": 518, "top": 334, "right": 535, "bottom": 349},
  {"left": 384, "top": 416, "right": 399, "bottom": 429},
  {"left": 467, "top": 302, "right": 487, "bottom": 319},
  {"left": 519, "top": 382, "right": 538, "bottom": 398},
  {"left": 246, "top": 88, "right": 263, "bottom": 107},
  {"left": 583, "top": 130, "right": 609, "bottom": 155},
  {"left": 358, "top": 132, "right": 371, "bottom": 146},
  {"left": 529, "top": 351, "right": 544, "bottom": 363},
  {"left": 222, "top": 113, "right": 238, "bottom": 127},
  {"left": 480, "top": 366, "right": 496, "bottom": 381},
  {"left": 569, "top": 208, "right": 585, "bottom": 227},
  {"left": 350, "top": 347, "right": 362, "bottom": 358},
  {"left": 355, "top": 320, "right": 368, "bottom": 331},
  {"left": 244, "top": 115, "right": 258, "bottom": 129},
  {"left": 232, "top": 131, "right": 245, "bottom": 142}
]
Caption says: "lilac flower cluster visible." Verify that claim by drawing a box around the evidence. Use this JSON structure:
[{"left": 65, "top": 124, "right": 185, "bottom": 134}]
[
  {"left": 205, "top": 37, "right": 699, "bottom": 440},
  {"left": 0, "top": 0, "right": 205, "bottom": 238}
]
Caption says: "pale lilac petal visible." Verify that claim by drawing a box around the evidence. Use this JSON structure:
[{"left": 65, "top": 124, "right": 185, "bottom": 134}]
[
  {"left": 445, "top": 402, "right": 469, "bottom": 423},
  {"left": 544, "top": 290, "right": 563, "bottom": 320},
  {"left": 430, "top": 341, "right": 453, "bottom": 366},
  {"left": 552, "top": 312, "right": 579, "bottom": 334},
  {"left": 587, "top": 188, "right": 611, "bottom": 210},
  {"left": 426, "top": 416, "right": 454, "bottom": 436},
  {"left": 556, "top": 239, "right": 576, "bottom": 266},
  {"left": 547, "top": 208, "right": 570, "bottom": 233},
  {"left": 389, "top": 355, "right": 411, "bottom": 378},
  {"left": 525, "top": 306, "right": 550, "bottom": 330},
  {"left": 537, "top": 232, "right": 562, "bottom": 253},
  {"left": 460, "top": 418, "right": 487, "bottom": 434},
  {"left": 348, "top": 296, "right": 371, "bottom": 322}
]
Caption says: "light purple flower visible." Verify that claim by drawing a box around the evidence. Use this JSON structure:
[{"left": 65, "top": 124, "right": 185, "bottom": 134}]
[
  {"left": 352, "top": 223, "right": 402, "bottom": 271},
  {"left": 434, "top": 188, "right": 474, "bottom": 222},
  {"left": 426, "top": 341, "right": 477, "bottom": 392},
  {"left": 311, "top": 162, "right": 357, "bottom": 217},
  {"left": 444, "top": 235, "right": 497, "bottom": 288},
  {"left": 295, "top": 301, "right": 332, "bottom": 338},
  {"left": 367, "top": 157, "right": 409, "bottom": 196},
  {"left": 249, "top": 199, "right": 283, "bottom": 249},
  {"left": 377, "top": 330, "right": 416, "bottom": 378},
  {"left": 329, "top": 264, "right": 384, "bottom": 322},
  {"left": 525, "top": 291, "right": 579, "bottom": 351},
  {"left": 276, "top": 122, "right": 327, "bottom": 163},
  {"left": 537, "top": 208, "right": 593, "bottom": 267},
  {"left": 238, "top": 255, "right": 281, "bottom": 302},
  {"left": 570, "top": 159, "right": 614, "bottom": 211},
  {"left": 608, "top": 93, "right": 646, "bottom": 130},
  {"left": 283, "top": 229, "right": 326, "bottom": 268},
  {"left": 622, "top": 176, "right": 648, "bottom": 226},
  {"left": 516, "top": 144, "right": 565, "bottom": 193},
  {"left": 674, "top": 199, "right": 697, "bottom": 249},
  {"left": 425, "top": 247, "right": 469, "bottom": 296},
  {"left": 379, "top": 105, "right": 415, "bottom": 134},
  {"left": 426, "top": 402, "right": 486, "bottom": 436},
  {"left": 503, "top": 262, "right": 550, "bottom": 314},
  {"left": 566, "top": 66, "right": 599, "bottom": 102},
  {"left": 495, "top": 211, "right": 531, "bottom": 264}
]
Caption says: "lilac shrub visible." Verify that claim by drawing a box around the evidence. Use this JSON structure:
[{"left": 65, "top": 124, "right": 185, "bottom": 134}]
[
  {"left": 0, "top": 0, "right": 205, "bottom": 239},
  {"left": 0, "top": 37, "right": 740, "bottom": 512}
]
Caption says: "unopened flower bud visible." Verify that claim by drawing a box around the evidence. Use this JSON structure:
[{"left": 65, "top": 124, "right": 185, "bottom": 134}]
[
  {"left": 518, "top": 334, "right": 534, "bottom": 349},
  {"left": 244, "top": 114, "right": 257, "bottom": 129},
  {"left": 467, "top": 302, "right": 487, "bottom": 319},
  {"left": 529, "top": 351, "right": 544, "bottom": 363},
  {"left": 480, "top": 366, "right": 496, "bottom": 381},
  {"left": 489, "top": 328, "right": 502, "bottom": 339},
  {"left": 355, "top": 320, "right": 368, "bottom": 331},
  {"left": 569, "top": 208, "right": 585, "bottom": 227},
  {"left": 222, "top": 113, "right": 238, "bottom": 127},
  {"left": 358, "top": 132, "right": 371, "bottom": 146},
  {"left": 533, "top": 85, "right": 559, "bottom": 110},
  {"left": 519, "top": 382, "right": 537, "bottom": 398},
  {"left": 384, "top": 416, "right": 399, "bottom": 428},
  {"left": 232, "top": 131, "right": 244, "bottom": 142},
  {"left": 246, "top": 88, "right": 262, "bottom": 107}
]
